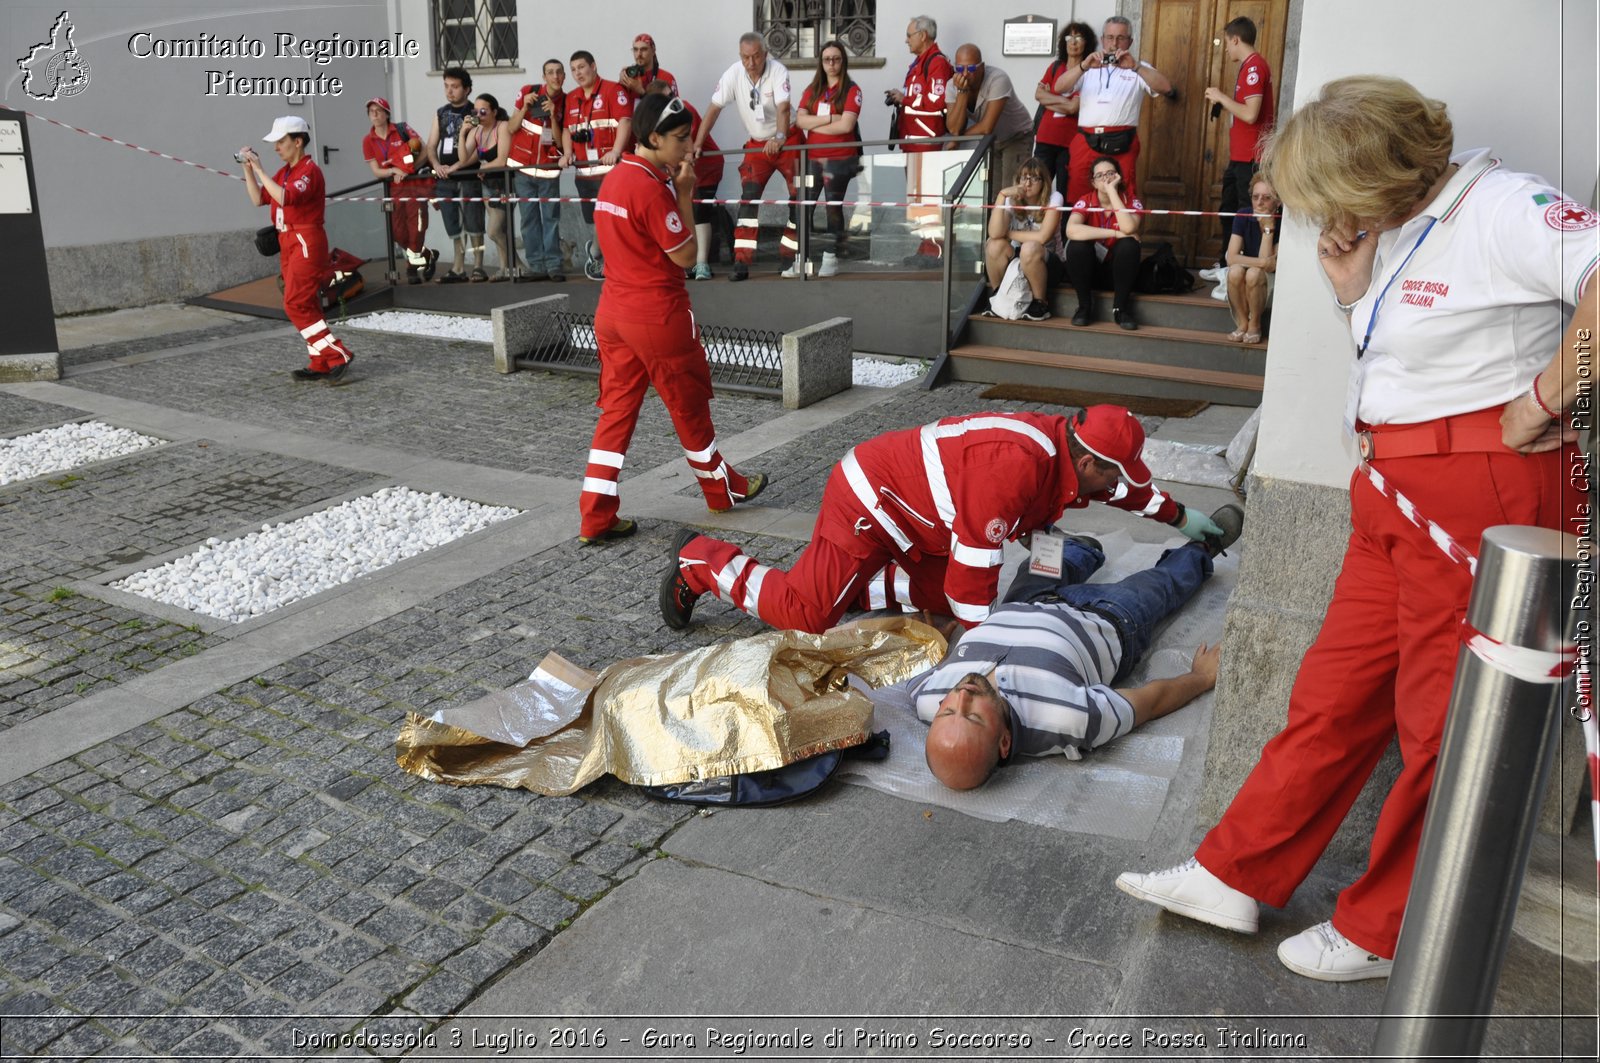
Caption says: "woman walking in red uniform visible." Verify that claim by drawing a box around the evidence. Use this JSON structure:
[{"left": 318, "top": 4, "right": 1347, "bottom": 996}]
[
  {"left": 240, "top": 116, "right": 354, "bottom": 381},
  {"left": 576, "top": 92, "right": 767, "bottom": 545}
]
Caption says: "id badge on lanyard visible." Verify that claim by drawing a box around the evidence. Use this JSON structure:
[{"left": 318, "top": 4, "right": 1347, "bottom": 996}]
[{"left": 1342, "top": 218, "right": 1438, "bottom": 441}]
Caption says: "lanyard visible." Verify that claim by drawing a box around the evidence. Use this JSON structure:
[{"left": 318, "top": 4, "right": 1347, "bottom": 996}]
[{"left": 1358, "top": 217, "right": 1438, "bottom": 359}]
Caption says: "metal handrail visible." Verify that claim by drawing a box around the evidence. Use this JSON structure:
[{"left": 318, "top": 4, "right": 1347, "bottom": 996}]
[
  {"left": 694, "top": 133, "right": 987, "bottom": 158},
  {"left": 930, "top": 131, "right": 997, "bottom": 387}
]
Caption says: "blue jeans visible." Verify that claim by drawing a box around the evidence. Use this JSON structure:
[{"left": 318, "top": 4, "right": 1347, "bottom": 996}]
[
  {"left": 515, "top": 171, "right": 562, "bottom": 273},
  {"left": 1003, "top": 539, "right": 1213, "bottom": 684}
]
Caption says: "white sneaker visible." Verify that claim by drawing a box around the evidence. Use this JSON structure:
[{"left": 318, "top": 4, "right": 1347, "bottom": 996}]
[
  {"left": 1210, "top": 279, "right": 1229, "bottom": 301},
  {"left": 1277, "top": 921, "right": 1393, "bottom": 982},
  {"left": 780, "top": 261, "right": 804, "bottom": 278},
  {"left": 819, "top": 252, "right": 839, "bottom": 277},
  {"left": 1115, "top": 857, "right": 1260, "bottom": 933}
]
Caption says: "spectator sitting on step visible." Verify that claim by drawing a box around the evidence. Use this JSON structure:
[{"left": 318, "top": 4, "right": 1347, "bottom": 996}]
[
  {"left": 1224, "top": 177, "right": 1281, "bottom": 343},
  {"left": 913, "top": 514, "right": 1241, "bottom": 790},
  {"left": 1063, "top": 155, "right": 1143, "bottom": 330},
  {"left": 983, "top": 156, "right": 1064, "bottom": 322},
  {"left": 945, "top": 43, "right": 1036, "bottom": 204}
]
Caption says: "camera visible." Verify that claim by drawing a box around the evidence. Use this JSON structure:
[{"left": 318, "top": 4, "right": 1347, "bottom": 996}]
[
  {"left": 463, "top": 114, "right": 480, "bottom": 128},
  {"left": 625, "top": 64, "right": 646, "bottom": 79},
  {"left": 570, "top": 127, "right": 593, "bottom": 144},
  {"left": 233, "top": 151, "right": 248, "bottom": 164},
  {"left": 1102, "top": 51, "right": 1120, "bottom": 66},
  {"left": 883, "top": 90, "right": 897, "bottom": 106}
]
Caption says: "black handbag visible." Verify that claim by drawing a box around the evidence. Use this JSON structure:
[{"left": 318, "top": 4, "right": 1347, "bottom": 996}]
[
  {"left": 253, "top": 225, "right": 280, "bottom": 257},
  {"left": 1083, "top": 127, "right": 1136, "bottom": 154}
]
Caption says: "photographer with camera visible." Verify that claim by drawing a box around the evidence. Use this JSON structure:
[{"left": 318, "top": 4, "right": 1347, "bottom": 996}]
[
  {"left": 424, "top": 67, "right": 483, "bottom": 283},
  {"left": 562, "top": 50, "right": 635, "bottom": 280},
  {"left": 239, "top": 116, "right": 354, "bottom": 382},
  {"left": 1050, "top": 16, "right": 1172, "bottom": 207},
  {"left": 510, "top": 60, "right": 568, "bottom": 281},
  {"left": 617, "top": 33, "right": 675, "bottom": 99}
]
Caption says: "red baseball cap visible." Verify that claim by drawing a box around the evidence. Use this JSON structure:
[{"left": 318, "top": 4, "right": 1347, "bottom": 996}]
[
  {"left": 1071, "top": 405, "right": 1152, "bottom": 487},
  {"left": 365, "top": 96, "right": 391, "bottom": 114}
]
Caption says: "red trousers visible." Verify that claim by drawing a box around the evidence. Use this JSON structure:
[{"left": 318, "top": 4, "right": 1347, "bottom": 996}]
[
  {"left": 1196, "top": 416, "right": 1574, "bottom": 957},
  {"left": 579, "top": 309, "right": 755, "bottom": 538},
  {"left": 279, "top": 227, "right": 352, "bottom": 372},
  {"left": 389, "top": 180, "right": 431, "bottom": 255},
  {"left": 734, "top": 142, "right": 798, "bottom": 265},
  {"left": 1066, "top": 130, "right": 1140, "bottom": 211},
  {"left": 678, "top": 470, "right": 954, "bottom": 633}
]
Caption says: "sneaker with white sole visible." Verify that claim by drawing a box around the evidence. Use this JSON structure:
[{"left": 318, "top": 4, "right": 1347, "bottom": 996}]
[
  {"left": 1115, "top": 857, "right": 1260, "bottom": 933},
  {"left": 1210, "top": 280, "right": 1229, "bottom": 301},
  {"left": 1277, "top": 921, "right": 1393, "bottom": 982},
  {"left": 780, "top": 261, "right": 804, "bottom": 278},
  {"left": 1198, "top": 265, "right": 1225, "bottom": 282},
  {"left": 819, "top": 251, "right": 839, "bottom": 277}
]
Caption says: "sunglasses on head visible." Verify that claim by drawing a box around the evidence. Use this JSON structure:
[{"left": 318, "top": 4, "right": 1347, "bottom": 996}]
[{"left": 650, "top": 95, "right": 686, "bottom": 137}]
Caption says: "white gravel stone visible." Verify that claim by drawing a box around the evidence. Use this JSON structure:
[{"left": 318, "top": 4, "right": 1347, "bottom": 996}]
[
  {"left": 112, "top": 486, "right": 521, "bottom": 623},
  {"left": 0, "top": 422, "right": 163, "bottom": 485},
  {"left": 345, "top": 309, "right": 922, "bottom": 386}
]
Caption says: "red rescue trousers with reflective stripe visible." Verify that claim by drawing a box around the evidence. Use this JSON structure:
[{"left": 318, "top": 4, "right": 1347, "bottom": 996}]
[
  {"left": 389, "top": 181, "right": 431, "bottom": 255},
  {"left": 579, "top": 310, "right": 755, "bottom": 539},
  {"left": 279, "top": 227, "right": 352, "bottom": 371},
  {"left": 676, "top": 470, "right": 957, "bottom": 633},
  {"left": 734, "top": 142, "right": 798, "bottom": 265},
  {"left": 1195, "top": 431, "right": 1575, "bottom": 958}
]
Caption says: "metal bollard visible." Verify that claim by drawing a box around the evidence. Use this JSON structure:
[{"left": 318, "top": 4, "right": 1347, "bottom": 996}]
[{"left": 1372, "top": 525, "right": 1580, "bottom": 1060}]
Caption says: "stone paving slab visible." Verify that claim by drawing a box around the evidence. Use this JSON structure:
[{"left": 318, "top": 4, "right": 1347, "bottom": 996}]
[
  {"left": 66, "top": 332, "right": 782, "bottom": 482},
  {"left": 61, "top": 317, "right": 282, "bottom": 370}
]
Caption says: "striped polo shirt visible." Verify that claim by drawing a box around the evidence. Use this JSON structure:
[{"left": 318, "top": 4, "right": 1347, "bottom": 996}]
[{"left": 913, "top": 601, "right": 1134, "bottom": 760}]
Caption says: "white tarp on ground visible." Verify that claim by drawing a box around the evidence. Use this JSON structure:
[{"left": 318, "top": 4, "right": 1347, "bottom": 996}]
[{"left": 838, "top": 531, "right": 1239, "bottom": 842}]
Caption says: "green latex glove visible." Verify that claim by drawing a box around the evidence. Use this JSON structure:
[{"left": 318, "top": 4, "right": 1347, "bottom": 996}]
[{"left": 1176, "top": 506, "right": 1223, "bottom": 541}]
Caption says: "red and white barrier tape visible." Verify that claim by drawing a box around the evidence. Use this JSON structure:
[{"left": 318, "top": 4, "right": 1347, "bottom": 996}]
[
  {"left": 1364, "top": 460, "right": 1596, "bottom": 875},
  {"left": 21, "top": 111, "right": 1268, "bottom": 217}
]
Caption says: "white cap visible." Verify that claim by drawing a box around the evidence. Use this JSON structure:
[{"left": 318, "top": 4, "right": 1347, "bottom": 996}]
[{"left": 262, "top": 115, "right": 311, "bottom": 142}]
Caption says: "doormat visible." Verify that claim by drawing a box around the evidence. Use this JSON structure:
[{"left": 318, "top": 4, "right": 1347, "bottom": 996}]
[{"left": 979, "top": 385, "right": 1210, "bottom": 418}]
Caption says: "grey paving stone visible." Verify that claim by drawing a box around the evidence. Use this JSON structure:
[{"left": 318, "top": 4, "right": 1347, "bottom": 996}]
[{"left": 400, "top": 969, "right": 476, "bottom": 1018}]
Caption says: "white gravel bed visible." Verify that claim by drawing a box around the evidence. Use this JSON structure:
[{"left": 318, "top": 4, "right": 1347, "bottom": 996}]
[
  {"left": 0, "top": 421, "right": 163, "bottom": 485},
  {"left": 112, "top": 486, "right": 521, "bottom": 623},
  {"left": 344, "top": 310, "right": 491, "bottom": 342},
  {"left": 342, "top": 310, "right": 924, "bottom": 385}
]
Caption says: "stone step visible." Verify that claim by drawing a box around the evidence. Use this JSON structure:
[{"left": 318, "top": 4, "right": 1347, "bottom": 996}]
[
  {"left": 964, "top": 315, "right": 1268, "bottom": 377},
  {"left": 1058, "top": 287, "right": 1241, "bottom": 332},
  {"left": 945, "top": 343, "right": 1264, "bottom": 407}
]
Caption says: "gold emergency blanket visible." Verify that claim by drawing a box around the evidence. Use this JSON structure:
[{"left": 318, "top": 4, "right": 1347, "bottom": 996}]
[{"left": 395, "top": 618, "right": 946, "bottom": 795}]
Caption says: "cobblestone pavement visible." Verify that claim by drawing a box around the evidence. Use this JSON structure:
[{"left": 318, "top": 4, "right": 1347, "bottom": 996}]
[
  {"left": 0, "top": 444, "right": 374, "bottom": 733},
  {"left": 0, "top": 310, "right": 862, "bottom": 1060},
  {"left": 0, "top": 394, "right": 91, "bottom": 438},
  {"left": 0, "top": 518, "right": 810, "bottom": 1058},
  {"left": 67, "top": 332, "right": 780, "bottom": 481}
]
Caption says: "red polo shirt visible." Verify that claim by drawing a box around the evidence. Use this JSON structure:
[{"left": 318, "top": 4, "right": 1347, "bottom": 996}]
[
  {"left": 595, "top": 154, "right": 693, "bottom": 322},
  {"left": 270, "top": 156, "right": 325, "bottom": 229}
]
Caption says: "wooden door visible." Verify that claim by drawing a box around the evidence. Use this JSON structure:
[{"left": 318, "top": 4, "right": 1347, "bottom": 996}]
[{"left": 1135, "top": 0, "right": 1288, "bottom": 265}]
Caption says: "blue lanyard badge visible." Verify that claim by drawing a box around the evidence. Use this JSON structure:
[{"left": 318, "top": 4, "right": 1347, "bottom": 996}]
[{"left": 1358, "top": 217, "right": 1437, "bottom": 359}]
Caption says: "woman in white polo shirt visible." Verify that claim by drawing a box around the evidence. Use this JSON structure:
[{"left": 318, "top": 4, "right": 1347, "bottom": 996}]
[{"left": 1117, "top": 75, "right": 1596, "bottom": 983}]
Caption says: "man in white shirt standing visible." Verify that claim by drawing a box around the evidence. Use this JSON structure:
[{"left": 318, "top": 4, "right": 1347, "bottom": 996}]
[
  {"left": 1051, "top": 16, "right": 1173, "bottom": 208},
  {"left": 693, "top": 32, "right": 795, "bottom": 281}
]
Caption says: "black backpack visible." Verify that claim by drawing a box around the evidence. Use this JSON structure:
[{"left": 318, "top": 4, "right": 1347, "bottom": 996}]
[{"left": 1136, "top": 241, "right": 1196, "bottom": 294}]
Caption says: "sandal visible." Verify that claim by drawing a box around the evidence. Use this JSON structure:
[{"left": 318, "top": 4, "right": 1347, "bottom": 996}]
[
  {"left": 489, "top": 270, "right": 511, "bottom": 282},
  {"left": 1227, "top": 329, "right": 1247, "bottom": 342},
  {"left": 468, "top": 267, "right": 490, "bottom": 283},
  {"left": 437, "top": 270, "right": 467, "bottom": 284},
  {"left": 1241, "top": 331, "right": 1262, "bottom": 344}
]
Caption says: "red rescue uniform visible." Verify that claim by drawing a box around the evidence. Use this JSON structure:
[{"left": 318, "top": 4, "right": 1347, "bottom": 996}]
[
  {"left": 900, "top": 45, "right": 953, "bottom": 149},
  {"left": 270, "top": 156, "right": 352, "bottom": 372},
  {"left": 362, "top": 122, "right": 432, "bottom": 256},
  {"left": 677, "top": 413, "right": 1180, "bottom": 632},
  {"left": 578, "top": 155, "right": 758, "bottom": 538}
]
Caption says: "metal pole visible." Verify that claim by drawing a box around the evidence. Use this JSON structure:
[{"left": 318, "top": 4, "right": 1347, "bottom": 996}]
[
  {"left": 796, "top": 143, "right": 809, "bottom": 280},
  {"left": 1372, "top": 524, "right": 1580, "bottom": 1061}
]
